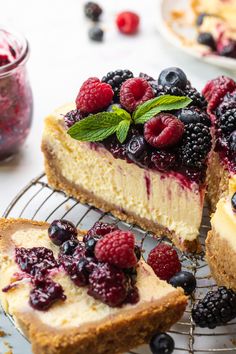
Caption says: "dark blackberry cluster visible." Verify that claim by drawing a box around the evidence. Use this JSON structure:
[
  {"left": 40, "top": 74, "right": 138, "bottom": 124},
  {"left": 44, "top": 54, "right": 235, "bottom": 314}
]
[
  {"left": 184, "top": 84, "right": 207, "bottom": 109},
  {"left": 64, "top": 109, "right": 83, "bottom": 128},
  {"left": 179, "top": 122, "right": 212, "bottom": 169},
  {"left": 102, "top": 69, "right": 133, "bottom": 101},
  {"left": 84, "top": 2, "right": 102, "bottom": 21},
  {"left": 177, "top": 107, "right": 211, "bottom": 126},
  {"left": 192, "top": 287, "right": 236, "bottom": 329},
  {"left": 216, "top": 102, "right": 236, "bottom": 136},
  {"left": 154, "top": 84, "right": 185, "bottom": 97}
]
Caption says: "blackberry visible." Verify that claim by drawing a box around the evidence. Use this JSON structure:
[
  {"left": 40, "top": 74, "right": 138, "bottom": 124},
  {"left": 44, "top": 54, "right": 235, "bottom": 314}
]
[
  {"left": 64, "top": 109, "right": 83, "bottom": 128},
  {"left": 179, "top": 122, "right": 212, "bottom": 169},
  {"left": 102, "top": 69, "right": 133, "bottom": 102},
  {"left": 154, "top": 84, "right": 185, "bottom": 98},
  {"left": 229, "top": 131, "right": 236, "bottom": 152},
  {"left": 217, "top": 107, "right": 236, "bottom": 136},
  {"left": 84, "top": 2, "right": 102, "bottom": 22},
  {"left": 192, "top": 287, "right": 236, "bottom": 328},
  {"left": 177, "top": 107, "right": 211, "bottom": 126},
  {"left": 184, "top": 84, "right": 207, "bottom": 109}
]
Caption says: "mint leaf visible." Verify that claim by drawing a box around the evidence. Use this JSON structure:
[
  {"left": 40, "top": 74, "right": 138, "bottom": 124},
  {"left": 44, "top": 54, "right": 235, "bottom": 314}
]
[
  {"left": 67, "top": 112, "right": 123, "bottom": 142},
  {"left": 112, "top": 105, "right": 132, "bottom": 121},
  {"left": 133, "top": 95, "right": 192, "bottom": 123},
  {"left": 134, "top": 96, "right": 192, "bottom": 124},
  {"left": 116, "top": 120, "right": 130, "bottom": 143}
]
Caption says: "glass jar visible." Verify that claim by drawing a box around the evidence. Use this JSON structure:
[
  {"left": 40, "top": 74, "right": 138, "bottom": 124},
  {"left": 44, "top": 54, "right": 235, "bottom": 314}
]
[{"left": 0, "top": 27, "right": 33, "bottom": 161}]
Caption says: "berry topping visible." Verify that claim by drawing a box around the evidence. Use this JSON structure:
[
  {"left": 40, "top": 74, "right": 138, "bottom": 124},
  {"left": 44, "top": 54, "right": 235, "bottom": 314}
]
[
  {"left": 231, "top": 192, "right": 236, "bottom": 212},
  {"left": 83, "top": 221, "right": 118, "bottom": 242},
  {"left": 64, "top": 109, "right": 83, "bottom": 128},
  {"left": 76, "top": 77, "right": 114, "bottom": 114},
  {"left": 217, "top": 106, "right": 236, "bottom": 136},
  {"left": 229, "top": 131, "right": 236, "bottom": 152},
  {"left": 184, "top": 83, "right": 207, "bottom": 109},
  {"left": 88, "top": 263, "right": 130, "bottom": 307},
  {"left": 192, "top": 287, "right": 236, "bottom": 328},
  {"left": 85, "top": 236, "right": 100, "bottom": 256},
  {"left": 88, "top": 26, "right": 104, "bottom": 42},
  {"left": 48, "top": 219, "right": 77, "bottom": 246},
  {"left": 151, "top": 150, "right": 176, "bottom": 171},
  {"left": 179, "top": 122, "right": 212, "bottom": 169},
  {"left": 102, "top": 70, "right": 133, "bottom": 102},
  {"left": 197, "top": 32, "right": 216, "bottom": 51},
  {"left": 134, "top": 245, "right": 142, "bottom": 261},
  {"left": 119, "top": 78, "right": 154, "bottom": 112},
  {"left": 15, "top": 247, "right": 58, "bottom": 277},
  {"left": 126, "top": 135, "right": 147, "bottom": 161},
  {"left": 0, "top": 54, "right": 10, "bottom": 67},
  {"left": 150, "top": 332, "right": 175, "bottom": 354},
  {"left": 177, "top": 107, "right": 211, "bottom": 126},
  {"left": 154, "top": 84, "right": 185, "bottom": 98},
  {"left": 116, "top": 11, "right": 140, "bottom": 35},
  {"left": 29, "top": 278, "right": 66, "bottom": 311},
  {"left": 219, "top": 41, "right": 236, "bottom": 58},
  {"left": 59, "top": 239, "right": 79, "bottom": 255},
  {"left": 147, "top": 244, "right": 181, "bottom": 281},
  {"left": 169, "top": 271, "right": 196, "bottom": 295},
  {"left": 158, "top": 67, "right": 187, "bottom": 90},
  {"left": 95, "top": 230, "right": 137, "bottom": 269},
  {"left": 84, "top": 2, "right": 102, "bottom": 21},
  {"left": 144, "top": 113, "right": 185, "bottom": 148}
]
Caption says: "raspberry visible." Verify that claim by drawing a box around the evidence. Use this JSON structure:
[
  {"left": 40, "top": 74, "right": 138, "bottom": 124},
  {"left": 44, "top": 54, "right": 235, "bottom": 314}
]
[
  {"left": 76, "top": 77, "right": 114, "bottom": 114},
  {"left": 88, "top": 263, "right": 129, "bottom": 307},
  {"left": 147, "top": 243, "right": 181, "bottom": 281},
  {"left": 202, "top": 76, "right": 236, "bottom": 112},
  {"left": 94, "top": 230, "right": 137, "bottom": 269},
  {"left": 144, "top": 113, "right": 185, "bottom": 148},
  {"left": 120, "top": 78, "right": 154, "bottom": 112},
  {"left": 64, "top": 109, "right": 83, "bottom": 128},
  {"left": 83, "top": 222, "right": 118, "bottom": 243},
  {"left": 116, "top": 11, "right": 140, "bottom": 35}
]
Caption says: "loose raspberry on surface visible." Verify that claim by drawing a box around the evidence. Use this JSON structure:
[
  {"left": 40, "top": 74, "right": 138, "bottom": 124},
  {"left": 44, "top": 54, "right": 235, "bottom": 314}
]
[
  {"left": 94, "top": 230, "right": 137, "bottom": 269},
  {"left": 147, "top": 243, "right": 181, "bottom": 281},
  {"left": 116, "top": 11, "right": 140, "bottom": 35},
  {"left": 120, "top": 78, "right": 154, "bottom": 112},
  {"left": 76, "top": 77, "right": 114, "bottom": 114},
  {"left": 144, "top": 113, "right": 185, "bottom": 148}
]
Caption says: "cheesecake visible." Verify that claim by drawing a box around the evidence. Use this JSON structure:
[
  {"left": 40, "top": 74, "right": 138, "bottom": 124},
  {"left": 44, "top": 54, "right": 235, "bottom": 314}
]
[
  {"left": 192, "top": 0, "right": 236, "bottom": 58},
  {"left": 42, "top": 68, "right": 212, "bottom": 252},
  {"left": 0, "top": 218, "right": 187, "bottom": 354}
]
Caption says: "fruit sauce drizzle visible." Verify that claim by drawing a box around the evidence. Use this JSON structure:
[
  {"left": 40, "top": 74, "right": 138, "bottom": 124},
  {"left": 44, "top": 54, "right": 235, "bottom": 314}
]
[{"left": 4, "top": 221, "right": 141, "bottom": 311}]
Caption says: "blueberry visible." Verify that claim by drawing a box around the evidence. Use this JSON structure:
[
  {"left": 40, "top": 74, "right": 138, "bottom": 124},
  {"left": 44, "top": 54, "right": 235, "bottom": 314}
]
[
  {"left": 60, "top": 239, "right": 79, "bottom": 255},
  {"left": 196, "top": 13, "right": 208, "bottom": 26},
  {"left": 124, "top": 267, "right": 137, "bottom": 284},
  {"left": 85, "top": 236, "right": 100, "bottom": 256},
  {"left": 197, "top": 32, "right": 216, "bottom": 51},
  {"left": 126, "top": 135, "right": 147, "bottom": 160},
  {"left": 229, "top": 131, "right": 236, "bottom": 152},
  {"left": 169, "top": 271, "right": 196, "bottom": 295},
  {"left": 48, "top": 220, "right": 77, "bottom": 246},
  {"left": 88, "top": 26, "right": 104, "bottom": 42},
  {"left": 178, "top": 108, "right": 211, "bottom": 126},
  {"left": 158, "top": 67, "right": 187, "bottom": 90},
  {"left": 150, "top": 333, "right": 174, "bottom": 354},
  {"left": 231, "top": 193, "right": 236, "bottom": 212}
]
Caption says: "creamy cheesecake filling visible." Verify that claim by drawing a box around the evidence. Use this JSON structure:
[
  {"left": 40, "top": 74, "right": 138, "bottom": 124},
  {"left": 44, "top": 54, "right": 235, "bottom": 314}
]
[
  {"left": 42, "top": 104, "right": 204, "bottom": 242},
  {"left": 0, "top": 229, "right": 178, "bottom": 329},
  {"left": 211, "top": 197, "right": 236, "bottom": 252}
]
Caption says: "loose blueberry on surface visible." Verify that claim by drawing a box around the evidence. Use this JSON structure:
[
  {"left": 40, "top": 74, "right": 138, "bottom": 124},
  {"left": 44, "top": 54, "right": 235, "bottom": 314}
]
[
  {"left": 229, "top": 131, "right": 236, "bottom": 152},
  {"left": 169, "top": 271, "right": 196, "bottom": 295},
  {"left": 126, "top": 135, "right": 147, "bottom": 161},
  {"left": 197, "top": 32, "right": 216, "bottom": 51},
  {"left": 150, "top": 333, "right": 174, "bottom": 354},
  {"left": 60, "top": 239, "right": 79, "bottom": 255},
  {"left": 158, "top": 67, "right": 187, "bottom": 90},
  {"left": 231, "top": 192, "right": 236, "bottom": 212},
  {"left": 88, "top": 26, "right": 104, "bottom": 42},
  {"left": 48, "top": 219, "right": 77, "bottom": 246}
]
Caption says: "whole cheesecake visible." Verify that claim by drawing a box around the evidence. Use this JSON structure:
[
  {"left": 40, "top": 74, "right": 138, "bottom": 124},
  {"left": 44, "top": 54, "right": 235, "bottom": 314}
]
[{"left": 42, "top": 68, "right": 212, "bottom": 252}]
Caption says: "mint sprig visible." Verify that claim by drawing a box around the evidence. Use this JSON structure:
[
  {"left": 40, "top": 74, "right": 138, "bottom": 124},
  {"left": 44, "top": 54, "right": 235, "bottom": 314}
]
[{"left": 67, "top": 95, "right": 192, "bottom": 144}]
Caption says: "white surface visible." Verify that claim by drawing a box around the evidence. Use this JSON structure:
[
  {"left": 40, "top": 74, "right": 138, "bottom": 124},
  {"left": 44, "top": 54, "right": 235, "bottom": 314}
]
[{"left": 157, "top": 0, "right": 236, "bottom": 71}]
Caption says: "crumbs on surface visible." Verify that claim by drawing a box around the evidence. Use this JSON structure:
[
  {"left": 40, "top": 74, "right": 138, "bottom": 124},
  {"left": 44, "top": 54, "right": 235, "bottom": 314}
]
[{"left": 0, "top": 329, "right": 6, "bottom": 337}]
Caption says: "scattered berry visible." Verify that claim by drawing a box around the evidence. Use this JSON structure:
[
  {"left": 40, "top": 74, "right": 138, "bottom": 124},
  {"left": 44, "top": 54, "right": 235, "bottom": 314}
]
[
  {"left": 197, "top": 32, "right": 216, "bottom": 51},
  {"left": 76, "top": 77, "right": 114, "bottom": 114},
  {"left": 192, "top": 287, "right": 236, "bottom": 328},
  {"left": 231, "top": 192, "right": 236, "bottom": 212},
  {"left": 64, "top": 109, "right": 83, "bottom": 128},
  {"left": 88, "top": 263, "right": 130, "bottom": 307},
  {"left": 88, "top": 26, "right": 104, "bottom": 42},
  {"left": 177, "top": 107, "right": 211, "bottom": 126},
  {"left": 150, "top": 333, "right": 174, "bottom": 354},
  {"left": 144, "top": 113, "right": 185, "bottom": 148},
  {"left": 147, "top": 243, "right": 181, "bottom": 281},
  {"left": 126, "top": 135, "right": 147, "bottom": 161},
  {"left": 95, "top": 230, "right": 137, "bottom": 269},
  {"left": 229, "top": 131, "right": 236, "bottom": 152},
  {"left": 102, "top": 69, "right": 133, "bottom": 102},
  {"left": 169, "top": 271, "right": 196, "bottom": 295},
  {"left": 116, "top": 11, "right": 140, "bottom": 35},
  {"left": 84, "top": 2, "right": 102, "bottom": 22},
  {"left": 83, "top": 222, "right": 117, "bottom": 242},
  {"left": 48, "top": 219, "right": 77, "bottom": 246},
  {"left": 217, "top": 107, "right": 236, "bottom": 136},
  {"left": 158, "top": 67, "right": 187, "bottom": 90},
  {"left": 120, "top": 77, "right": 154, "bottom": 112},
  {"left": 151, "top": 150, "right": 176, "bottom": 171},
  {"left": 59, "top": 239, "right": 79, "bottom": 255}
]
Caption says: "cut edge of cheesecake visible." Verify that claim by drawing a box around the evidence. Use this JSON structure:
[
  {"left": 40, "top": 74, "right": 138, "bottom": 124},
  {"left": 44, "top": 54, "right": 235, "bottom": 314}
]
[{"left": 0, "top": 218, "right": 188, "bottom": 354}]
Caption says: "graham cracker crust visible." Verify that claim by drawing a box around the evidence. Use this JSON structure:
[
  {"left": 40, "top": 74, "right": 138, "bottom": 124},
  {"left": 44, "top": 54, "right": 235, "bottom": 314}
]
[
  {"left": 41, "top": 141, "right": 201, "bottom": 253},
  {"left": 206, "top": 230, "right": 236, "bottom": 291}
]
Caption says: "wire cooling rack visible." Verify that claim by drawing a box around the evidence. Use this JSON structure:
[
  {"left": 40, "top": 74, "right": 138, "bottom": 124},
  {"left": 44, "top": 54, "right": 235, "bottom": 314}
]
[{"left": 1, "top": 173, "right": 236, "bottom": 354}]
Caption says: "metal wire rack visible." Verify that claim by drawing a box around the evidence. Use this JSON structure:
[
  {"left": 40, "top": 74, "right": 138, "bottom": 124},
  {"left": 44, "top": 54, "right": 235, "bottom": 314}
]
[{"left": 1, "top": 173, "right": 236, "bottom": 354}]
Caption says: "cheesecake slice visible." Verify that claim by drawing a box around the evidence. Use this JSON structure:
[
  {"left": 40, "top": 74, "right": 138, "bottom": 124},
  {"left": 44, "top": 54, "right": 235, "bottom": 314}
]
[
  {"left": 42, "top": 68, "right": 212, "bottom": 252},
  {"left": 0, "top": 218, "right": 187, "bottom": 354}
]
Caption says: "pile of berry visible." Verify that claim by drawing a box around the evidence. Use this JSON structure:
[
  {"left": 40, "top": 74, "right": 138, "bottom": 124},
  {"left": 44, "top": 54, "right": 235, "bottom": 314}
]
[{"left": 65, "top": 67, "right": 212, "bottom": 184}]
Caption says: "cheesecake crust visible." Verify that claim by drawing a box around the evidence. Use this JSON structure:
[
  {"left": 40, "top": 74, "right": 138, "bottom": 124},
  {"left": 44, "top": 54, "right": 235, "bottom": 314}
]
[
  {"left": 42, "top": 141, "right": 201, "bottom": 254},
  {"left": 206, "top": 230, "right": 236, "bottom": 291},
  {"left": 0, "top": 218, "right": 187, "bottom": 354}
]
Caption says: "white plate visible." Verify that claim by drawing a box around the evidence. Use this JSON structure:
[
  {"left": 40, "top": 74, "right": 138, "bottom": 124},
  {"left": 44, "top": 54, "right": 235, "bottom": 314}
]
[{"left": 157, "top": 0, "right": 236, "bottom": 71}]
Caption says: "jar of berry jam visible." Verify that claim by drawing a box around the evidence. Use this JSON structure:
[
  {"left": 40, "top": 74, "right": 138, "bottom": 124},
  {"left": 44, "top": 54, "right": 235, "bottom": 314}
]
[{"left": 0, "top": 27, "right": 33, "bottom": 161}]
